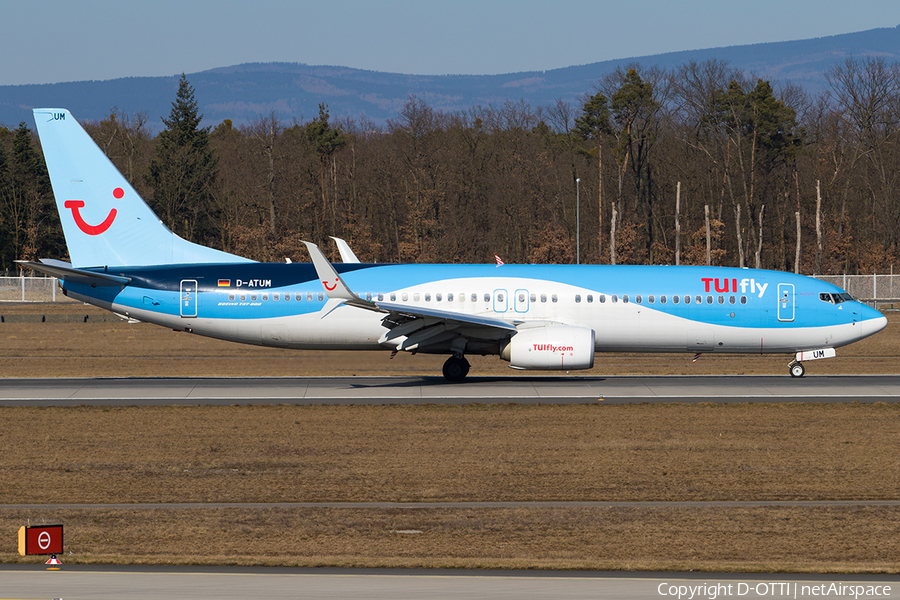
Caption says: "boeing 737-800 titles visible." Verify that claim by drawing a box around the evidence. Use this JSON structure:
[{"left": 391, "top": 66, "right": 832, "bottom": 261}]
[{"left": 19, "top": 109, "right": 887, "bottom": 381}]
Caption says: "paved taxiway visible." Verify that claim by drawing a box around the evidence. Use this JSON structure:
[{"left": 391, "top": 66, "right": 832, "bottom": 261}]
[
  {"left": 0, "top": 374, "right": 899, "bottom": 406},
  {"left": 2, "top": 566, "right": 898, "bottom": 600}
]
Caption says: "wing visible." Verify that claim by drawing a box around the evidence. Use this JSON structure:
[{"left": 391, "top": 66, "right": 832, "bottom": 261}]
[{"left": 303, "top": 242, "right": 516, "bottom": 352}]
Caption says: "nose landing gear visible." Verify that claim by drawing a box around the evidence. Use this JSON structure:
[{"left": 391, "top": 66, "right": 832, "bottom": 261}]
[{"left": 788, "top": 361, "right": 805, "bottom": 378}]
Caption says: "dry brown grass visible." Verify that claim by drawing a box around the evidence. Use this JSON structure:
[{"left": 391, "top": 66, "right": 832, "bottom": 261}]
[
  {"left": 2, "top": 403, "right": 900, "bottom": 571},
  {"left": 6, "top": 506, "right": 900, "bottom": 572},
  {"left": 3, "top": 303, "right": 900, "bottom": 572},
  {"left": 2, "top": 404, "right": 900, "bottom": 504}
]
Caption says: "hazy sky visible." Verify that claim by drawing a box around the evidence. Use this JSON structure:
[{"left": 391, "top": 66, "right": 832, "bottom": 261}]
[{"left": 4, "top": 0, "right": 900, "bottom": 86}]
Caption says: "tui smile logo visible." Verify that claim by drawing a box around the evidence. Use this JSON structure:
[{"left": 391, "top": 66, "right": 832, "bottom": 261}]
[{"left": 64, "top": 187, "right": 121, "bottom": 235}]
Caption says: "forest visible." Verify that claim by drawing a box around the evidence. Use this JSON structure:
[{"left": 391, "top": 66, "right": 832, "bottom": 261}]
[{"left": 1, "top": 56, "right": 899, "bottom": 276}]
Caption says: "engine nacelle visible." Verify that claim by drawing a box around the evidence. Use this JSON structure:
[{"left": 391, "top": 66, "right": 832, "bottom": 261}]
[{"left": 500, "top": 325, "right": 595, "bottom": 370}]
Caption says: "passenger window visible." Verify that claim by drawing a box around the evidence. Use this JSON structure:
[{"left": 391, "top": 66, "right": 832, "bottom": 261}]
[
  {"left": 541, "top": 294, "right": 547, "bottom": 303},
  {"left": 273, "top": 293, "right": 279, "bottom": 301},
  {"left": 649, "top": 295, "right": 655, "bottom": 304},
  {"left": 448, "top": 293, "right": 454, "bottom": 302},
  {"left": 436, "top": 293, "right": 442, "bottom": 302},
  {"left": 295, "top": 293, "right": 302, "bottom": 301},
  {"left": 551, "top": 294, "right": 558, "bottom": 303},
  {"left": 472, "top": 293, "right": 478, "bottom": 302},
  {"left": 262, "top": 293, "right": 268, "bottom": 301},
  {"left": 660, "top": 295, "right": 667, "bottom": 304},
  {"left": 317, "top": 293, "right": 324, "bottom": 301},
  {"left": 599, "top": 294, "right": 606, "bottom": 303},
  {"left": 718, "top": 296, "right": 725, "bottom": 304},
  {"left": 587, "top": 294, "right": 593, "bottom": 303},
  {"left": 706, "top": 295, "right": 713, "bottom": 304},
  {"left": 519, "top": 293, "right": 526, "bottom": 302},
  {"left": 530, "top": 293, "right": 536, "bottom": 302},
  {"left": 484, "top": 293, "right": 490, "bottom": 302},
  {"left": 575, "top": 294, "right": 581, "bottom": 303},
  {"left": 498, "top": 293, "right": 505, "bottom": 302},
  {"left": 251, "top": 294, "right": 258, "bottom": 301},
  {"left": 229, "top": 293, "right": 235, "bottom": 301},
  {"left": 402, "top": 293, "right": 409, "bottom": 301},
  {"left": 729, "top": 296, "right": 736, "bottom": 304},
  {"left": 684, "top": 295, "right": 690, "bottom": 304},
  {"left": 413, "top": 293, "right": 420, "bottom": 301},
  {"left": 623, "top": 294, "right": 629, "bottom": 303},
  {"left": 425, "top": 293, "right": 431, "bottom": 302},
  {"left": 240, "top": 293, "right": 246, "bottom": 301},
  {"left": 307, "top": 292, "right": 314, "bottom": 301},
  {"left": 636, "top": 294, "right": 642, "bottom": 304},
  {"left": 611, "top": 294, "right": 618, "bottom": 303},
  {"left": 378, "top": 293, "right": 384, "bottom": 301},
  {"left": 366, "top": 292, "right": 372, "bottom": 301},
  {"left": 695, "top": 295, "right": 702, "bottom": 304},
  {"left": 673, "top": 295, "right": 679, "bottom": 304},
  {"left": 740, "top": 296, "right": 747, "bottom": 304}
]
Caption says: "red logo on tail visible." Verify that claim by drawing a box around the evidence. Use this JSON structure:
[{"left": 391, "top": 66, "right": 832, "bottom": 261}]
[{"left": 64, "top": 188, "right": 121, "bottom": 235}]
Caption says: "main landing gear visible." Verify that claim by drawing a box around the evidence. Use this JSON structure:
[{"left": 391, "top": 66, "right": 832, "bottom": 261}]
[
  {"left": 442, "top": 355, "right": 470, "bottom": 382},
  {"left": 788, "top": 361, "right": 805, "bottom": 378}
]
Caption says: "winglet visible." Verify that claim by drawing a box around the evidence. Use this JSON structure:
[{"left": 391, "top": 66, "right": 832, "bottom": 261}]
[
  {"left": 302, "top": 241, "right": 379, "bottom": 311},
  {"left": 330, "top": 237, "right": 361, "bottom": 263}
]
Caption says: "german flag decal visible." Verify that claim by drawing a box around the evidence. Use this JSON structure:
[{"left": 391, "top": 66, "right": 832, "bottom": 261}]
[{"left": 218, "top": 279, "right": 230, "bottom": 287}]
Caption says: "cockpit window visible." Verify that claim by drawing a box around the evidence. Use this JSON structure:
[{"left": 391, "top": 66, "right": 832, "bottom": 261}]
[{"left": 820, "top": 292, "right": 854, "bottom": 304}]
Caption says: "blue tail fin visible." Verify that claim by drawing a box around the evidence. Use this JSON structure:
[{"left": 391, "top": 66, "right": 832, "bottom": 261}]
[{"left": 33, "top": 108, "right": 252, "bottom": 268}]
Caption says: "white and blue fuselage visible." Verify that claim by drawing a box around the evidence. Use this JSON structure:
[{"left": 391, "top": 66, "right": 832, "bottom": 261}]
[{"left": 62, "top": 261, "right": 885, "bottom": 359}]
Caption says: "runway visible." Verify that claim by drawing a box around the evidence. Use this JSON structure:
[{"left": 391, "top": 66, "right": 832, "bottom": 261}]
[
  {"left": 1, "top": 565, "right": 897, "bottom": 600},
  {"left": 1, "top": 374, "right": 899, "bottom": 406}
]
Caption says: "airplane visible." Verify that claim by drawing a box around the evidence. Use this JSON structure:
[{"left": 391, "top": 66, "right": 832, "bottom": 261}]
[{"left": 19, "top": 108, "right": 888, "bottom": 381}]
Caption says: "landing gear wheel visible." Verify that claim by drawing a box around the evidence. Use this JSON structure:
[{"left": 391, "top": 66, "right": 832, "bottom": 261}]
[
  {"left": 442, "top": 356, "right": 470, "bottom": 382},
  {"left": 789, "top": 362, "right": 805, "bottom": 378}
]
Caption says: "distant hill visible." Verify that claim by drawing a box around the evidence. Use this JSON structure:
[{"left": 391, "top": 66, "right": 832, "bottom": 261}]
[{"left": 2, "top": 25, "right": 899, "bottom": 132}]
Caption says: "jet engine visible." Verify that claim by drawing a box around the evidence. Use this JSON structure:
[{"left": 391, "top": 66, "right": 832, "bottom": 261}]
[{"left": 500, "top": 325, "right": 595, "bottom": 370}]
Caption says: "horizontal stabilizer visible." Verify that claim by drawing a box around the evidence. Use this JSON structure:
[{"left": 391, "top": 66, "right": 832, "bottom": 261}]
[{"left": 17, "top": 259, "right": 131, "bottom": 286}]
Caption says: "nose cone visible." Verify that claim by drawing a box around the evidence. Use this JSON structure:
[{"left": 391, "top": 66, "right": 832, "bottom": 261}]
[{"left": 861, "top": 305, "right": 888, "bottom": 339}]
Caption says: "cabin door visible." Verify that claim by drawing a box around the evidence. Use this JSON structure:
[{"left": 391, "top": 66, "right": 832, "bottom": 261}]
[
  {"left": 180, "top": 279, "right": 198, "bottom": 318},
  {"left": 777, "top": 283, "right": 794, "bottom": 322}
]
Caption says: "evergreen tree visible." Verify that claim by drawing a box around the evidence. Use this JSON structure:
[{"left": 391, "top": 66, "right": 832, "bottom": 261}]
[
  {"left": 146, "top": 74, "right": 219, "bottom": 245},
  {"left": 304, "top": 103, "right": 346, "bottom": 238},
  {"left": 0, "top": 123, "right": 61, "bottom": 268},
  {"left": 575, "top": 92, "right": 612, "bottom": 261}
]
